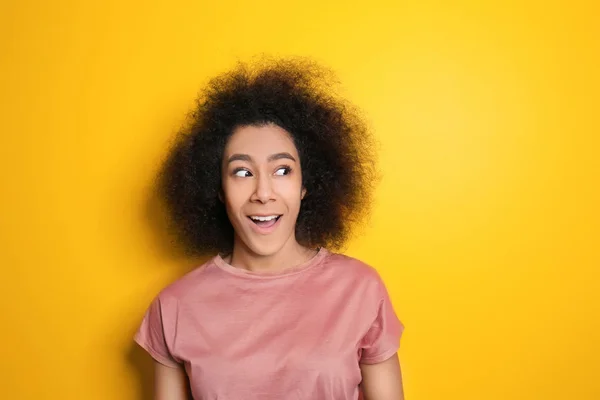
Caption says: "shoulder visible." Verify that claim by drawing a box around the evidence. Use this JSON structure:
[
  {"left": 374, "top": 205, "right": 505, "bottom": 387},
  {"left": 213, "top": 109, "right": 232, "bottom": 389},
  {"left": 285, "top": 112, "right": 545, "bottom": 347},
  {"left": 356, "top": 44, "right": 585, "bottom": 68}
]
[
  {"left": 155, "top": 256, "right": 219, "bottom": 303},
  {"left": 322, "top": 250, "right": 387, "bottom": 292},
  {"left": 320, "top": 251, "right": 399, "bottom": 331},
  {"left": 325, "top": 251, "right": 383, "bottom": 278}
]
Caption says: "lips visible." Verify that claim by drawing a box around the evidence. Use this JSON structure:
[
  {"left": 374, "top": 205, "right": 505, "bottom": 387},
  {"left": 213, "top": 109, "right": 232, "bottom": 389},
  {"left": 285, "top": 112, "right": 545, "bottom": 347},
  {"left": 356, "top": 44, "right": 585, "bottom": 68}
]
[{"left": 247, "top": 215, "right": 282, "bottom": 234}]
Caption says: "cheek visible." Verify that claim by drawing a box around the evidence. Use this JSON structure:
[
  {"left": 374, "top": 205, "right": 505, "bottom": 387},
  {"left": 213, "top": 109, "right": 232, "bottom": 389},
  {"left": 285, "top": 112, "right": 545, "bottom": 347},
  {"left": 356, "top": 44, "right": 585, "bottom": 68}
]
[
  {"left": 275, "top": 180, "right": 303, "bottom": 207},
  {"left": 222, "top": 180, "right": 249, "bottom": 213}
]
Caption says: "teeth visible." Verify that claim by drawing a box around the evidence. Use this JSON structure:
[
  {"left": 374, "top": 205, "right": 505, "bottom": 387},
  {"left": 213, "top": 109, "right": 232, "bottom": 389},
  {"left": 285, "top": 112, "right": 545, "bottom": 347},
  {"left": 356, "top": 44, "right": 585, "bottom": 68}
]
[{"left": 250, "top": 215, "right": 279, "bottom": 222}]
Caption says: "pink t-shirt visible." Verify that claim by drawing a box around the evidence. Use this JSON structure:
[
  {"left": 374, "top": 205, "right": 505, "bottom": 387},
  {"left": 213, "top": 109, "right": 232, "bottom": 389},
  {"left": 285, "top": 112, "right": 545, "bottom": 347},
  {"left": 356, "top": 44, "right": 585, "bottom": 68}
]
[{"left": 134, "top": 248, "right": 404, "bottom": 399}]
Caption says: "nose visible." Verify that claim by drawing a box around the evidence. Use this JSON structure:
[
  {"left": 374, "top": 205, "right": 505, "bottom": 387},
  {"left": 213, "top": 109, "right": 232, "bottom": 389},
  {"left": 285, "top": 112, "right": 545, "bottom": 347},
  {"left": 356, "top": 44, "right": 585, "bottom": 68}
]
[{"left": 251, "top": 173, "right": 275, "bottom": 203}]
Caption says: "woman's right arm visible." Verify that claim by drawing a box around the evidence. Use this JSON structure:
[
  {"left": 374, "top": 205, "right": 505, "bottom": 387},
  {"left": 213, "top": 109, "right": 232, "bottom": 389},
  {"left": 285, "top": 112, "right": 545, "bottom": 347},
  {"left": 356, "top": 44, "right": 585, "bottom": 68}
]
[{"left": 154, "top": 361, "right": 192, "bottom": 400}]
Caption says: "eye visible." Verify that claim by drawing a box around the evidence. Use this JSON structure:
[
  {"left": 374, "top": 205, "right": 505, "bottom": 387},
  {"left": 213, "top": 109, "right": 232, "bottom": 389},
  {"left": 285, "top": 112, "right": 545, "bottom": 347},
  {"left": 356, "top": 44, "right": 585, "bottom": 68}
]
[
  {"left": 233, "top": 169, "right": 252, "bottom": 178},
  {"left": 274, "top": 166, "right": 291, "bottom": 176}
]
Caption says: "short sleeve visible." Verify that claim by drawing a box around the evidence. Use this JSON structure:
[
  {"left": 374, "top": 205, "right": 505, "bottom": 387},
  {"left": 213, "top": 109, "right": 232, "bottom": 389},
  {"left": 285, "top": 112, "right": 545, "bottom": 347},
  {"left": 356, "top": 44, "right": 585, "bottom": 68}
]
[
  {"left": 134, "top": 295, "right": 182, "bottom": 368},
  {"left": 359, "top": 277, "right": 404, "bottom": 365}
]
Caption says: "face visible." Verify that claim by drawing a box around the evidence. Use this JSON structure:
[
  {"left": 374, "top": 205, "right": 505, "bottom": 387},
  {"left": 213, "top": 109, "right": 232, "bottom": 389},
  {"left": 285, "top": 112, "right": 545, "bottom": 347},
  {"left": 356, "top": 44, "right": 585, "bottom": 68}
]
[{"left": 221, "top": 124, "right": 306, "bottom": 257}]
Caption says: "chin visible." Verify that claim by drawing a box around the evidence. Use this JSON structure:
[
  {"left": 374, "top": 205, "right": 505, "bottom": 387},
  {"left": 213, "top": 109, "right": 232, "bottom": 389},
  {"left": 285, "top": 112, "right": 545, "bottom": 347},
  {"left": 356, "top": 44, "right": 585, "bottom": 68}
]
[{"left": 246, "top": 241, "right": 286, "bottom": 257}]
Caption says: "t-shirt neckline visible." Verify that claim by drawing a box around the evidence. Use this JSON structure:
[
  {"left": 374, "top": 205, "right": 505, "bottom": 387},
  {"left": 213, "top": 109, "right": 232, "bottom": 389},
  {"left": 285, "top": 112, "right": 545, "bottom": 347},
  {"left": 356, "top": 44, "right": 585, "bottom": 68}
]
[{"left": 213, "top": 247, "right": 328, "bottom": 279}]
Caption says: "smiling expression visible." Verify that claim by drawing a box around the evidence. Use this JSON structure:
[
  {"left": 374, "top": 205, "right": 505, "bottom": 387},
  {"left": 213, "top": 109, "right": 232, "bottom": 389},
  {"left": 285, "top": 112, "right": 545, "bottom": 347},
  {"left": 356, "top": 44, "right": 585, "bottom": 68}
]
[{"left": 221, "top": 124, "right": 306, "bottom": 257}]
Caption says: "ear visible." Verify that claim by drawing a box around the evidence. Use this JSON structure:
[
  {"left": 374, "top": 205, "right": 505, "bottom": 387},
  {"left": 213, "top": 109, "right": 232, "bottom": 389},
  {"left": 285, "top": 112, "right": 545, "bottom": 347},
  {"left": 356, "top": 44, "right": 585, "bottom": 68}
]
[
  {"left": 301, "top": 187, "right": 307, "bottom": 200},
  {"left": 218, "top": 188, "right": 224, "bottom": 203}
]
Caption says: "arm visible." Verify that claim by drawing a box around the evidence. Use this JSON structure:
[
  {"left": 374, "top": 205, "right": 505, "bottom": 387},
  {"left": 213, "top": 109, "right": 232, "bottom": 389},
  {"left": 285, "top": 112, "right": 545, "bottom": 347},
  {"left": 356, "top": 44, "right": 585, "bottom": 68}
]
[
  {"left": 360, "top": 353, "right": 404, "bottom": 400},
  {"left": 154, "top": 361, "right": 192, "bottom": 400}
]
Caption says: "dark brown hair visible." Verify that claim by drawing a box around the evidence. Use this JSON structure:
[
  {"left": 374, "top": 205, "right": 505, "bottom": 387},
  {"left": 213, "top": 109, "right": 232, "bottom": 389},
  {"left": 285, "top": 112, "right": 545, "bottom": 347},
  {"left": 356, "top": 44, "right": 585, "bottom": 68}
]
[{"left": 157, "top": 58, "right": 377, "bottom": 255}]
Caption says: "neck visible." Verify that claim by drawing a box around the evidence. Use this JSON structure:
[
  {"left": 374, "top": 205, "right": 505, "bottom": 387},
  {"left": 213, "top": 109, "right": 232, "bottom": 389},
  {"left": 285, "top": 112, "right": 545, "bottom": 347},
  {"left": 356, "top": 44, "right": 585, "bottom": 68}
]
[{"left": 228, "top": 235, "right": 317, "bottom": 273}]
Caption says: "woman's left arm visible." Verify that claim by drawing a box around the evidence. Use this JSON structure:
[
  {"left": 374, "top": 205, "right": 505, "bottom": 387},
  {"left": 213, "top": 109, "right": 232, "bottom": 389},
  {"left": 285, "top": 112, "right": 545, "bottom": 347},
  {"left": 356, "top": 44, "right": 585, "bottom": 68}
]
[{"left": 360, "top": 353, "right": 404, "bottom": 400}]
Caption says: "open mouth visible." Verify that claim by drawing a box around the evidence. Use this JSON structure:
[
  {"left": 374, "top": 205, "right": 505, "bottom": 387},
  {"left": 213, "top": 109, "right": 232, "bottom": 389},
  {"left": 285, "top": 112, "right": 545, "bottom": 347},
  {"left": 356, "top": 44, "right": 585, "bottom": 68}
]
[{"left": 248, "top": 214, "right": 282, "bottom": 229}]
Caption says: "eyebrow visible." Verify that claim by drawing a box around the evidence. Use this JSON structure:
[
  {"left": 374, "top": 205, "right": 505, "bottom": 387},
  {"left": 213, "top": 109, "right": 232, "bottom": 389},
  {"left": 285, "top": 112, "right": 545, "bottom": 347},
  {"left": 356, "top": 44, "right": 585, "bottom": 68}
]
[{"left": 227, "top": 152, "right": 297, "bottom": 164}]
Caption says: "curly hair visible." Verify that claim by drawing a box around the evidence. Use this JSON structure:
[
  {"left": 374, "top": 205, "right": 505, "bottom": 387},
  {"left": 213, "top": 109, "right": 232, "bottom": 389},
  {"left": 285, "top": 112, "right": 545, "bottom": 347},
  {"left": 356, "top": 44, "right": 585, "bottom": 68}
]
[{"left": 157, "top": 57, "right": 378, "bottom": 256}]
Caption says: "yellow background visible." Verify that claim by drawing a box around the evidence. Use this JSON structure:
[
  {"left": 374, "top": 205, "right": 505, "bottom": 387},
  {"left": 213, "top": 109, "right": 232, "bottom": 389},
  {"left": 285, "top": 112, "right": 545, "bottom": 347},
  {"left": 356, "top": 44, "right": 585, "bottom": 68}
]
[{"left": 1, "top": 0, "right": 598, "bottom": 399}]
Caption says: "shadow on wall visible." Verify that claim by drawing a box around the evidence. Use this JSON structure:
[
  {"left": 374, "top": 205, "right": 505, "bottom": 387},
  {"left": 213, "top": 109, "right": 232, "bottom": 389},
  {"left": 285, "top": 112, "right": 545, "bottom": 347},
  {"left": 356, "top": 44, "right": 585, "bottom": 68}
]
[
  {"left": 141, "top": 169, "right": 202, "bottom": 265},
  {"left": 126, "top": 181, "right": 209, "bottom": 399},
  {"left": 127, "top": 343, "right": 155, "bottom": 400}
]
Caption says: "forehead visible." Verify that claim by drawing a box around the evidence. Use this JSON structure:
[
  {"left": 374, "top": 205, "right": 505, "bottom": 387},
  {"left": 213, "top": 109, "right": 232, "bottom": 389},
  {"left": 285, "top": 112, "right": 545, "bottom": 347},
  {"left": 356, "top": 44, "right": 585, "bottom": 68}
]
[{"left": 224, "top": 124, "right": 299, "bottom": 159}]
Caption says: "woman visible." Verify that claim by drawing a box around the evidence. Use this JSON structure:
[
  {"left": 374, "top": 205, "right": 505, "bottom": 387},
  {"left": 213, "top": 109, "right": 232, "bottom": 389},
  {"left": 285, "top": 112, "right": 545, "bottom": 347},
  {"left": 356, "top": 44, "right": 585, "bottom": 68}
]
[{"left": 135, "top": 58, "right": 405, "bottom": 399}]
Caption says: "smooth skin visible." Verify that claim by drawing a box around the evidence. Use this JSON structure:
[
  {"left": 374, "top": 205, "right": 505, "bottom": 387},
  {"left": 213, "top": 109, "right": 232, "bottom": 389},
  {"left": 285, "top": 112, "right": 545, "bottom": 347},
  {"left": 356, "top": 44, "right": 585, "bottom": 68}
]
[
  {"left": 360, "top": 353, "right": 405, "bottom": 399},
  {"left": 153, "top": 124, "right": 404, "bottom": 399},
  {"left": 154, "top": 363, "right": 190, "bottom": 400},
  {"left": 220, "top": 124, "right": 314, "bottom": 273}
]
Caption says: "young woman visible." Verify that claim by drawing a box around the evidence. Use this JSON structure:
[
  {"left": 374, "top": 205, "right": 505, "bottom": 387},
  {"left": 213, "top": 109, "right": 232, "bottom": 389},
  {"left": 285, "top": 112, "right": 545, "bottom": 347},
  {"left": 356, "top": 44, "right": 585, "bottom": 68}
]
[{"left": 135, "top": 58, "right": 405, "bottom": 399}]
